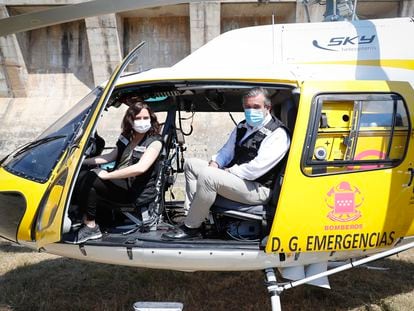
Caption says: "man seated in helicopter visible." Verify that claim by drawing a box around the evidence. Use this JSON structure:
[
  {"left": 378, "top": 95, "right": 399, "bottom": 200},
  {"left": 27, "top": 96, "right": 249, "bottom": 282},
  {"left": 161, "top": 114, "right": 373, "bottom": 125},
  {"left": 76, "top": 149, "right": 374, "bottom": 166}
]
[
  {"left": 65, "top": 101, "right": 163, "bottom": 244},
  {"left": 162, "top": 87, "right": 291, "bottom": 240}
]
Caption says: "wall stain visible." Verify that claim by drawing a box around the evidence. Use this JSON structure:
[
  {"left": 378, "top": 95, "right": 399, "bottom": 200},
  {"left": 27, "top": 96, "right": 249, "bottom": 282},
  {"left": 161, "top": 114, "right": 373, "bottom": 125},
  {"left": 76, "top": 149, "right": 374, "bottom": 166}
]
[{"left": 61, "top": 24, "right": 73, "bottom": 71}]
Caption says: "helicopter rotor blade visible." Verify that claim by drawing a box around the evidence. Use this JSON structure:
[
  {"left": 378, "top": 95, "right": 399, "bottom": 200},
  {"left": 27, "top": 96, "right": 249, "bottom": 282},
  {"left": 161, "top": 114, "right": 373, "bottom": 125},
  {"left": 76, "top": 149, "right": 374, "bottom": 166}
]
[{"left": 0, "top": 0, "right": 198, "bottom": 37}]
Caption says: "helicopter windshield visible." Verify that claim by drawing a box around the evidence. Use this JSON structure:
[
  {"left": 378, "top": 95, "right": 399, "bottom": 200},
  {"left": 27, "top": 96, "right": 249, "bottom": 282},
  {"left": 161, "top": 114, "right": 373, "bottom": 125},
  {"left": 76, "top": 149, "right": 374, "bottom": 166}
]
[{"left": 2, "top": 87, "right": 103, "bottom": 183}]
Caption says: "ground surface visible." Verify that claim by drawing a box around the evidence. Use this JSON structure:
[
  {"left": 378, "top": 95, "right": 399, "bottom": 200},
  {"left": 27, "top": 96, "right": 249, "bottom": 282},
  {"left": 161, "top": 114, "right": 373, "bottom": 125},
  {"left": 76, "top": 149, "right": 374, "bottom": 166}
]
[{"left": 1, "top": 238, "right": 413, "bottom": 311}]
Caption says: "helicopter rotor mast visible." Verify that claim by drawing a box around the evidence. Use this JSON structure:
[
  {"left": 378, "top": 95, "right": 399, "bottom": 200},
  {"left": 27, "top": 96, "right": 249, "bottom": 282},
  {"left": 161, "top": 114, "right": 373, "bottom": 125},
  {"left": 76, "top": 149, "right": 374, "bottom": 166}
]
[{"left": 323, "top": 0, "right": 359, "bottom": 21}]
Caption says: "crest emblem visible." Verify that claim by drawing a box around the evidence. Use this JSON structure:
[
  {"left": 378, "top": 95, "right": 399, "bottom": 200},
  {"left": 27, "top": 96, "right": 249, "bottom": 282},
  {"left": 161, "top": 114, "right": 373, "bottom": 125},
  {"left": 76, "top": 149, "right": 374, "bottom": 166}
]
[{"left": 326, "top": 182, "right": 363, "bottom": 222}]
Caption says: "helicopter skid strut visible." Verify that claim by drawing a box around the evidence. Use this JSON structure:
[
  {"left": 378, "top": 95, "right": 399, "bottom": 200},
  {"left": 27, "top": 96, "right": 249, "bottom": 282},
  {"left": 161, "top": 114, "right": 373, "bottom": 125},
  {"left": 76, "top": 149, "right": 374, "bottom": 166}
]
[
  {"left": 264, "top": 268, "right": 282, "bottom": 311},
  {"left": 263, "top": 240, "right": 414, "bottom": 311}
]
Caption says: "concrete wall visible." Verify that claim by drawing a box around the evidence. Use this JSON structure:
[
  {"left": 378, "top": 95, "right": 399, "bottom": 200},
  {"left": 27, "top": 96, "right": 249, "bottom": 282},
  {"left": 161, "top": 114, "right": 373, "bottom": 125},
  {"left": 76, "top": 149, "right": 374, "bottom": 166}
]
[
  {"left": 221, "top": 2, "right": 296, "bottom": 32},
  {"left": 14, "top": 20, "right": 94, "bottom": 97},
  {"left": 123, "top": 15, "right": 190, "bottom": 72},
  {"left": 0, "top": 0, "right": 413, "bottom": 159}
]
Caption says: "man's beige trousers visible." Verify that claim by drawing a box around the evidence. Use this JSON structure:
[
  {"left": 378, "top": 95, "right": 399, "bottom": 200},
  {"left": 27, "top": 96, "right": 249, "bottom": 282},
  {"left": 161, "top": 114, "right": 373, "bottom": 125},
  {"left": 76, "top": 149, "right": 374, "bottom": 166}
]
[{"left": 184, "top": 158, "right": 271, "bottom": 228}]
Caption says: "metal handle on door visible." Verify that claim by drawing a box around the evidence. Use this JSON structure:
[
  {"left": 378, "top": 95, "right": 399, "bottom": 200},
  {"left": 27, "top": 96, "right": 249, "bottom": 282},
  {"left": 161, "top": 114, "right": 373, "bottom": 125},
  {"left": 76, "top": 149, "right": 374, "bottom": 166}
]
[{"left": 408, "top": 168, "right": 414, "bottom": 187}]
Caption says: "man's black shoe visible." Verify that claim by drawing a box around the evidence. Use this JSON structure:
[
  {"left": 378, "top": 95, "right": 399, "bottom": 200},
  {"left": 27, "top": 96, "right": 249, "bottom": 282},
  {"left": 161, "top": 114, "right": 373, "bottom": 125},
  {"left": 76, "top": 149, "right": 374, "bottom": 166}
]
[{"left": 162, "top": 225, "right": 201, "bottom": 240}]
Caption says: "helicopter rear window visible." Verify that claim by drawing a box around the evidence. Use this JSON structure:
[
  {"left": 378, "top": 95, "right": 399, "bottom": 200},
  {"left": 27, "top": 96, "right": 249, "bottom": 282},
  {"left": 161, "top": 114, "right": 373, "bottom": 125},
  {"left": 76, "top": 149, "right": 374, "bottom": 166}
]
[{"left": 303, "top": 93, "right": 410, "bottom": 176}]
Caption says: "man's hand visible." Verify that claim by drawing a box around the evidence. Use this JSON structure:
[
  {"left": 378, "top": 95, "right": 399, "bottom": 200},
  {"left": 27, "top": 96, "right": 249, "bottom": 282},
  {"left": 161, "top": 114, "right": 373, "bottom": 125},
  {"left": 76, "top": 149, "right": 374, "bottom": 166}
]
[
  {"left": 208, "top": 160, "right": 219, "bottom": 168},
  {"left": 91, "top": 168, "right": 109, "bottom": 180}
]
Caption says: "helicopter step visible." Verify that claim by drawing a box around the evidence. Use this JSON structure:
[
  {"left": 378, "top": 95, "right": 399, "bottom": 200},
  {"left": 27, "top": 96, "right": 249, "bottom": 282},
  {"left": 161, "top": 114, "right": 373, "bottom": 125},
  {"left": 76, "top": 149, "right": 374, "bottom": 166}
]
[{"left": 133, "top": 301, "right": 183, "bottom": 311}]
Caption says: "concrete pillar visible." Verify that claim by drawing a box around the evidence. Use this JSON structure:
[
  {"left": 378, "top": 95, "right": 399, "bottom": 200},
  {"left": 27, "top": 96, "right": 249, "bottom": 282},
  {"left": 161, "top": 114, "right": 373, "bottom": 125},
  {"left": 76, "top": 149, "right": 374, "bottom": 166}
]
[
  {"left": 116, "top": 14, "right": 124, "bottom": 58},
  {"left": 189, "top": 1, "right": 221, "bottom": 53},
  {"left": 85, "top": 13, "right": 122, "bottom": 86},
  {"left": 0, "top": 5, "right": 28, "bottom": 97},
  {"left": 400, "top": 0, "right": 414, "bottom": 17}
]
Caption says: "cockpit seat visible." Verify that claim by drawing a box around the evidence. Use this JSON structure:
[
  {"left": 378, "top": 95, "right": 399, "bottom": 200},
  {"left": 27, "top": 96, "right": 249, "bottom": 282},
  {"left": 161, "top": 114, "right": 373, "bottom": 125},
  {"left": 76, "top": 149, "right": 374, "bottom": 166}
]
[
  {"left": 210, "top": 195, "right": 268, "bottom": 239},
  {"left": 211, "top": 195, "right": 266, "bottom": 221}
]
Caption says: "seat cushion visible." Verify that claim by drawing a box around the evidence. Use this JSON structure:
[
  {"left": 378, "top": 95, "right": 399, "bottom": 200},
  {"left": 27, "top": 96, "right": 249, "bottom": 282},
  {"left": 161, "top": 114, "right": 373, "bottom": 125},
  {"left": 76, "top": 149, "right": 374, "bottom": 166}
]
[{"left": 213, "top": 195, "right": 265, "bottom": 215}]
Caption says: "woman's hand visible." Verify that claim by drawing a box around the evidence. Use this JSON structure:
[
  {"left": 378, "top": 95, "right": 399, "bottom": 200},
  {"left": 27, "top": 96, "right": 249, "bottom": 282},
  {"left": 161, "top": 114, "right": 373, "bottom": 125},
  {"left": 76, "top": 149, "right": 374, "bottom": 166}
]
[{"left": 91, "top": 168, "right": 110, "bottom": 180}]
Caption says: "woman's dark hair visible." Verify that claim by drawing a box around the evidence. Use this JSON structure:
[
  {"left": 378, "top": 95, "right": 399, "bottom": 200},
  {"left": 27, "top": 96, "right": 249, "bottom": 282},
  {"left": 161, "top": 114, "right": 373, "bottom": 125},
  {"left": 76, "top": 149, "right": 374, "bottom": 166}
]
[{"left": 121, "top": 101, "right": 160, "bottom": 138}]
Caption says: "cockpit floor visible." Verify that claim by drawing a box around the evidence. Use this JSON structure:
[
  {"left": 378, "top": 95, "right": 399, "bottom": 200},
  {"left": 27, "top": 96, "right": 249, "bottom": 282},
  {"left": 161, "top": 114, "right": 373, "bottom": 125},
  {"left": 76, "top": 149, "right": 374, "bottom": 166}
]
[{"left": 79, "top": 227, "right": 262, "bottom": 250}]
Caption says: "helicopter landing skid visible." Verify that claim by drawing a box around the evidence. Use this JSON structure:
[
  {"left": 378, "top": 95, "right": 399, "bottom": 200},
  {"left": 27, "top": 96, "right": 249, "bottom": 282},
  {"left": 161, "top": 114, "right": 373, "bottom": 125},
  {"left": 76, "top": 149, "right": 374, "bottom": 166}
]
[{"left": 263, "top": 239, "right": 414, "bottom": 310}]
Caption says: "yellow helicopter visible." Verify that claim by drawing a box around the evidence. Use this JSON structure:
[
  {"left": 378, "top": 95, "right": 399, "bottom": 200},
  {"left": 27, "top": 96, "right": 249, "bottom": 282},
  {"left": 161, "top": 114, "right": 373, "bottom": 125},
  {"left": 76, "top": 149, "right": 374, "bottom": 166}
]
[{"left": 0, "top": 1, "right": 414, "bottom": 310}]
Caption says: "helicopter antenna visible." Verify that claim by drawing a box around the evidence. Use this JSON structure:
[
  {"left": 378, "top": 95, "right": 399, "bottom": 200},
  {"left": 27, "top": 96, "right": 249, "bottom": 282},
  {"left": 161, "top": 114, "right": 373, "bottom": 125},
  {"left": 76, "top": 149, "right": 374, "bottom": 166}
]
[
  {"left": 351, "top": 0, "right": 358, "bottom": 21},
  {"left": 333, "top": 0, "right": 337, "bottom": 18}
]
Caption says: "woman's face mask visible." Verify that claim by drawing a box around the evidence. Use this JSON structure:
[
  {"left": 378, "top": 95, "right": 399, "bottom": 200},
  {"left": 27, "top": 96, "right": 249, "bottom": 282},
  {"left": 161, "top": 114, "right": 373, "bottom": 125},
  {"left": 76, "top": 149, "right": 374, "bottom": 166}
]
[
  {"left": 133, "top": 119, "right": 151, "bottom": 133},
  {"left": 244, "top": 108, "right": 265, "bottom": 127}
]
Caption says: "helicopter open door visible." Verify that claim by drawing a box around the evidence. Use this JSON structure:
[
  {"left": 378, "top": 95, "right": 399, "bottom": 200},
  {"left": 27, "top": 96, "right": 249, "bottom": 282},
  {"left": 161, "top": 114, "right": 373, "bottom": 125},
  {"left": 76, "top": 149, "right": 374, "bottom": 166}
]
[
  {"left": 34, "top": 43, "right": 145, "bottom": 248},
  {"left": 266, "top": 80, "right": 414, "bottom": 254}
]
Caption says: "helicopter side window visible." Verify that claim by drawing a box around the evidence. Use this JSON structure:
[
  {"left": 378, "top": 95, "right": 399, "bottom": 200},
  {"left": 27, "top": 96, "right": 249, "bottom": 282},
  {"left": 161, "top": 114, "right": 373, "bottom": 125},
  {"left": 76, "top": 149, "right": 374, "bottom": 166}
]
[{"left": 303, "top": 93, "right": 410, "bottom": 176}]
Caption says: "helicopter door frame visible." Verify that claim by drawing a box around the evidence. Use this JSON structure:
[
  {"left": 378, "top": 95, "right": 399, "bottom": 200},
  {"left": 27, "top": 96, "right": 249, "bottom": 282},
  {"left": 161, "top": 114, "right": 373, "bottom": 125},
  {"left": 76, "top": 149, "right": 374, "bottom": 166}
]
[
  {"left": 266, "top": 80, "right": 414, "bottom": 254},
  {"left": 33, "top": 43, "right": 146, "bottom": 248}
]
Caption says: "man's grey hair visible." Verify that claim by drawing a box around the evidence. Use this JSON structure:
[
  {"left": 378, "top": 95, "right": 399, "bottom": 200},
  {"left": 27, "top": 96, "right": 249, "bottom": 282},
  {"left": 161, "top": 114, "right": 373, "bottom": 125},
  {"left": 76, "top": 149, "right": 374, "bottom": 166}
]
[{"left": 242, "top": 87, "right": 271, "bottom": 108}]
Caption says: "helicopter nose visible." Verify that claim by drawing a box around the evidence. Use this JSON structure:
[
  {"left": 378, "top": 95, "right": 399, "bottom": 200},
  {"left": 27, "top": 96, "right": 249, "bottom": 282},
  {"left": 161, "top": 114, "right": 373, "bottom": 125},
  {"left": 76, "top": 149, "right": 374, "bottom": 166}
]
[{"left": 0, "top": 192, "right": 26, "bottom": 242}]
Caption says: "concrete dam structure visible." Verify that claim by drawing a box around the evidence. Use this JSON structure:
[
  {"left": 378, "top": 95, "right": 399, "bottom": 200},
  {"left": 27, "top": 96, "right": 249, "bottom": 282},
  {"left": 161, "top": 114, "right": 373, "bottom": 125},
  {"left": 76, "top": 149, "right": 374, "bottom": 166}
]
[{"left": 0, "top": 0, "right": 413, "bottom": 159}]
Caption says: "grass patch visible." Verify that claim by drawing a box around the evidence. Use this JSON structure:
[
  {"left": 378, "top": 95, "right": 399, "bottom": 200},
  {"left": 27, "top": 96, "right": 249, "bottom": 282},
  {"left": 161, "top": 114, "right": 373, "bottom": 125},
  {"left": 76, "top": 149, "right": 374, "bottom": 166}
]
[{"left": 1, "top": 238, "right": 414, "bottom": 310}]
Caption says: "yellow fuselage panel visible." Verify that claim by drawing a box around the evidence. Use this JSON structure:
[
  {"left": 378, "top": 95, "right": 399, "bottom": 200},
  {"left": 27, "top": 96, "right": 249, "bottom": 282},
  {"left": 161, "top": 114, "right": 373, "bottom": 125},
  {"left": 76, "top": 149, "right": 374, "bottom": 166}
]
[
  {"left": 0, "top": 168, "right": 47, "bottom": 241},
  {"left": 266, "top": 80, "right": 414, "bottom": 253}
]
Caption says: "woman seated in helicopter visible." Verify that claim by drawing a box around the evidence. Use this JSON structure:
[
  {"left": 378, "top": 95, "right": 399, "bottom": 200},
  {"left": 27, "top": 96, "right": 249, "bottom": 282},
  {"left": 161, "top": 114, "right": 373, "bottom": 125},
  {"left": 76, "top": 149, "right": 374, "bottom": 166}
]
[{"left": 65, "top": 101, "right": 163, "bottom": 244}]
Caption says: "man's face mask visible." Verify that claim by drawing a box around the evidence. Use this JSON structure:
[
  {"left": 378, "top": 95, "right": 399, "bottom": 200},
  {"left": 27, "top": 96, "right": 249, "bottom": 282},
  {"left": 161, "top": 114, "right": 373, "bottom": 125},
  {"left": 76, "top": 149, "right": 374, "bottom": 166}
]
[
  {"left": 244, "top": 108, "right": 265, "bottom": 127},
  {"left": 133, "top": 119, "right": 151, "bottom": 133}
]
